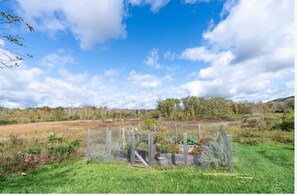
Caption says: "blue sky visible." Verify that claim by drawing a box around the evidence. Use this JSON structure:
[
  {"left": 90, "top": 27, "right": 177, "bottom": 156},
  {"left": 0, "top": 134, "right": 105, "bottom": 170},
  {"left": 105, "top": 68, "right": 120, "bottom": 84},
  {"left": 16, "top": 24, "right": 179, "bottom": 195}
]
[{"left": 0, "top": 0, "right": 295, "bottom": 109}]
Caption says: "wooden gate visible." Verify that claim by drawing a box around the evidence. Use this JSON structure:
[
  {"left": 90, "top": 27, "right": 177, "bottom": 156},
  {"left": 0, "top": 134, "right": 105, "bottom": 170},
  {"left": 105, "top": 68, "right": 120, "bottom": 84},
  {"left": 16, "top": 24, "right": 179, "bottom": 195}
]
[{"left": 130, "top": 132, "right": 154, "bottom": 167}]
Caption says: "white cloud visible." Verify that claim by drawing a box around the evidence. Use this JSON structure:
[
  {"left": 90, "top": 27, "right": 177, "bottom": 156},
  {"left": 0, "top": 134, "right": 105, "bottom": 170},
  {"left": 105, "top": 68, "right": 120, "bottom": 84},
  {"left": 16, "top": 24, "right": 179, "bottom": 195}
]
[
  {"left": 220, "top": 0, "right": 238, "bottom": 18},
  {"left": 181, "top": 0, "right": 294, "bottom": 101},
  {"left": 144, "top": 48, "right": 161, "bottom": 69},
  {"left": 180, "top": 46, "right": 217, "bottom": 62},
  {"left": 128, "top": 70, "right": 170, "bottom": 88},
  {"left": 15, "top": 0, "right": 127, "bottom": 49},
  {"left": 129, "top": 0, "right": 170, "bottom": 13},
  {"left": 0, "top": 65, "right": 176, "bottom": 109},
  {"left": 104, "top": 68, "right": 120, "bottom": 77},
  {"left": 41, "top": 50, "right": 74, "bottom": 68}
]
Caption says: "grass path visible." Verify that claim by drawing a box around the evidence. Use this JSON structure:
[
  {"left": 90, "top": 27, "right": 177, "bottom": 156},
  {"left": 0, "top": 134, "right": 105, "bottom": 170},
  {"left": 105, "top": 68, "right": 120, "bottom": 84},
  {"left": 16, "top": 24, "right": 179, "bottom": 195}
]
[{"left": 0, "top": 143, "right": 294, "bottom": 193}]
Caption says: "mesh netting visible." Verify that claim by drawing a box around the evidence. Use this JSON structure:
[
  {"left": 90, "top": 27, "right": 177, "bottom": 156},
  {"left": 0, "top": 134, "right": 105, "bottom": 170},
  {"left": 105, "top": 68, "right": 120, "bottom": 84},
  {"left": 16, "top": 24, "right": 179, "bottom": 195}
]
[{"left": 86, "top": 123, "right": 233, "bottom": 171}]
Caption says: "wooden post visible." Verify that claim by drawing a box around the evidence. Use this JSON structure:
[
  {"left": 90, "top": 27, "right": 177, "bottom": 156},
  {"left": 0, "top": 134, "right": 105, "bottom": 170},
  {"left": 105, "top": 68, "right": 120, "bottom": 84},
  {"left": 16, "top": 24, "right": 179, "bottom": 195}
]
[
  {"left": 119, "top": 126, "right": 122, "bottom": 149},
  {"left": 86, "top": 129, "right": 90, "bottom": 159},
  {"left": 130, "top": 132, "right": 135, "bottom": 165},
  {"left": 220, "top": 125, "right": 234, "bottom": 173},
  {"left": 225, "top": 134, "right": 234, "bottom": 173},
  {"left": 183, "top": 133, "right": 188, "bottom": 166},
  {"left": 122, "top": 127, "right": 126, "bottom": 147},
  {"left": 106, "top": 128, "right": 112, "bottom": 161},
  {"left": 148, "top": 133, "right": 154, "bottom": 166},
  {"left": 153, "top": 123, "right": 157, "bottom": 133}
]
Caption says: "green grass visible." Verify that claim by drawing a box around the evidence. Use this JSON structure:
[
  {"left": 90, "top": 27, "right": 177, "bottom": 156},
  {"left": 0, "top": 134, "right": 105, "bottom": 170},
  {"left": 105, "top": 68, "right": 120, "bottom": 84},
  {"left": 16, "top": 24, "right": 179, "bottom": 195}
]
[{"left": 0, "top": 143, "right": 294, "bottom": 193}]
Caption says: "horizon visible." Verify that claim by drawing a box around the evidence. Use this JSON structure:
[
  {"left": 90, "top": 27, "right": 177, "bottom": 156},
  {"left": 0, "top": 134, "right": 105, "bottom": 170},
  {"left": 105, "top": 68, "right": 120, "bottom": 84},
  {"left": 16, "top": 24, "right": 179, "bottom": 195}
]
[
  {"left": 0, "top": 0, "right": 294, "bottom": 109},
  {"left": 0, "top": 95, "right": 294, "bottom": 110}
]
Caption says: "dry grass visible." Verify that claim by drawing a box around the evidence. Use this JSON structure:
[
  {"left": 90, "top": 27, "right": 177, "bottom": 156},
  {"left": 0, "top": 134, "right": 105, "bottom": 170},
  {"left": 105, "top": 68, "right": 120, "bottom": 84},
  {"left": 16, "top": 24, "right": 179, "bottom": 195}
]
[{"left": 0, "top": 120, "right": 141, "bottom": 142}]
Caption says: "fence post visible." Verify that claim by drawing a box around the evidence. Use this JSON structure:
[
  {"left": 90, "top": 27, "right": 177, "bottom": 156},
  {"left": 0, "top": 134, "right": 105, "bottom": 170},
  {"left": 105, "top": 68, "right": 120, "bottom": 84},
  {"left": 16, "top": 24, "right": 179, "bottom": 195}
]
[
  {"left": 225, "top": 134, "right": 234, "bottom": 173},
  {"left": 119, "top": 126, "right": 122, "bottom": 149},
  {"left": 148, "top": 133, "right": 154, "bottom": 166},
  {"left": 130, "top": 132, "right": 135, "bottom": 165},
  {"left": 106, "top": 128, "right": 112, "bottom": 161},
  {"left": 220, "top": 125, "right": 234, "bottom": 173},
  {"left": 122, "top": 127, "right": 126, "bottom": 147},
  {"left": 183, "top": 133, "right": 188, "bottom": 166},
  {"left": 86, "top": 129, "right": 90, "bottom": 159}
]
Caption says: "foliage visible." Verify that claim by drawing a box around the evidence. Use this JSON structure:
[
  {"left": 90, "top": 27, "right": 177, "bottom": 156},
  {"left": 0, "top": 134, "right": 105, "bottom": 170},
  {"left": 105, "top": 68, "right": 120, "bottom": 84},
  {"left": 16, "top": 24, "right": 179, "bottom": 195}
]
[
  {"left": 188, "top": 138, "right": 208, "bottom": 157},
  {"left": 141, "top": 118, "right": 159, "bottom": 131}
]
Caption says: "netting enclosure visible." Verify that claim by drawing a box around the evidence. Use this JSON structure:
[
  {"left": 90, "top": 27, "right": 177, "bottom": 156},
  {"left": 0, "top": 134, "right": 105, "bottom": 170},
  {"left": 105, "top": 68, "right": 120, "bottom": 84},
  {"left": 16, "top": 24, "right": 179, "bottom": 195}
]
[{"left": 86, "top": 124, "right": 234, "bottom": 172}]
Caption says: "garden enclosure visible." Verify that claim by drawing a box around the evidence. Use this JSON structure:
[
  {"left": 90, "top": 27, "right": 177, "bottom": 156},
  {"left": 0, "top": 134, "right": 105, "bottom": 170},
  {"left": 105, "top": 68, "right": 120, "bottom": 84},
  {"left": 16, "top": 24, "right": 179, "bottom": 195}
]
[{"left": 86, "top": 123, "right": 234, "bottom": 172}]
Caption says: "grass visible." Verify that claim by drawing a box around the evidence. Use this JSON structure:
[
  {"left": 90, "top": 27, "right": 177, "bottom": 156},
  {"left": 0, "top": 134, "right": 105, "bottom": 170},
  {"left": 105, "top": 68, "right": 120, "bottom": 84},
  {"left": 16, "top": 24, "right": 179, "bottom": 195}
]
[{"left": 0, "top": 142, "right": 294, "bottom": 193}]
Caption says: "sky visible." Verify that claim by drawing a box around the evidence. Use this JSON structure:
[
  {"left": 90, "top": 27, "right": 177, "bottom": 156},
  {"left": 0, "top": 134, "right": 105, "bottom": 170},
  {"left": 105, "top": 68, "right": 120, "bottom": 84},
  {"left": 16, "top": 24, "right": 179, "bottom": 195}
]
[{"left": 0, "top": 0, "right": 295, "bottom": 109}]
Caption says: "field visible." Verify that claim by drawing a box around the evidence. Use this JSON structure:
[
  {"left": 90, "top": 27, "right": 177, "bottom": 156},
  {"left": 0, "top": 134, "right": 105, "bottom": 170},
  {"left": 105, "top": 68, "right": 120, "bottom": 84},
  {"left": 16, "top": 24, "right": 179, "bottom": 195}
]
[{"left": 0, "top": 118, "right": 295, "bottom": 193}]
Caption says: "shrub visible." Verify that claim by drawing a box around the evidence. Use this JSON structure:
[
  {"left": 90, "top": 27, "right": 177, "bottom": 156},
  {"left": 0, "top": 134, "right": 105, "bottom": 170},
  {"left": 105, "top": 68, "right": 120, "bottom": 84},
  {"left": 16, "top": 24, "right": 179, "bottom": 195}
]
[
  {"left": 0, "top": 133, "right": 82, "bottom": 179},
  {"left": 47, "top": 138, "right": 81, "bottom": 161},
  {"left": 243, "top": 116, "right": 266, "bottom": 129},
  {"left": 280, "top": 112, "right": 294, "bottom": 131},
  {"left": 264, "top": 116, "right": 281, "bottom": 130}
]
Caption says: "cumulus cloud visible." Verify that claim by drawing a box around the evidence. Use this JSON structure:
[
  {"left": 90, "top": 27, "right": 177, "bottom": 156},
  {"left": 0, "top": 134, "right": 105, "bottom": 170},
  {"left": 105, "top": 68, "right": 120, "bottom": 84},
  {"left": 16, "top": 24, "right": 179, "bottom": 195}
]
[
  {"left": 129, "top": 0, "right": 170, "bottom": 13},
  {"left": 15, "top": 0, "right": 127, "bottom": 49},
  {"left": 0, "top": 64, "right": 176, "bottom": 109},
  {"left": 181, "top": 0, "right": 294, "bottom": 101},
  {"left": 144, "top": 48, "right": 161, "bottom": 69}
]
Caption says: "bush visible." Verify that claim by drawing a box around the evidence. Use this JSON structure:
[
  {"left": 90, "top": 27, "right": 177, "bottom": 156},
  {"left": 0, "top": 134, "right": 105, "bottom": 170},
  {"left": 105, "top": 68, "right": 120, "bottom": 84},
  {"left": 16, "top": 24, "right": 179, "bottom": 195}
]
[
  {"left": 280, "top": 112, "right": 294, "bottom": 131},
  {"left": 243, "top": 116, "right": 262, "bottom": 128},
  {"left": 264, "top": 116, "right": 281, "bottom": 130},
  {"left": 47, "top": 138, "right": 81, "bottom": 161},
  {"left": 0, "top": 133, "right": 82, "bottom": 179}
]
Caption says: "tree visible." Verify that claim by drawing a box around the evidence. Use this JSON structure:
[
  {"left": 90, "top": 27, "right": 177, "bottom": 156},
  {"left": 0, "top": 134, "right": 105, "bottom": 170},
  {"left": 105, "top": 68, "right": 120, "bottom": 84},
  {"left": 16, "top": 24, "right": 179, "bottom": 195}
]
[{"left": 0, "top": 4, "right": 34, "bottom": 69}]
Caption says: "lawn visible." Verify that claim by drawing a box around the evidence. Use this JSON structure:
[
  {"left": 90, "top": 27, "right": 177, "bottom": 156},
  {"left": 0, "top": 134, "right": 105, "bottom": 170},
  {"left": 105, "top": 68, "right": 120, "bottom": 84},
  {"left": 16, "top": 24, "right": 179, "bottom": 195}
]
[{"left": 0, "top": 142, "right": 294, "bottom": 193}]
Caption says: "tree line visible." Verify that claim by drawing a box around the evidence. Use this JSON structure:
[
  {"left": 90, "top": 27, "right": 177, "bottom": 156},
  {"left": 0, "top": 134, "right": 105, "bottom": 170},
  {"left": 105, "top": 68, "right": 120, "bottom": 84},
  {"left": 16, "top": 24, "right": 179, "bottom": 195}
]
[
  {"left": 0, "top": 96, "right": 294, "bottom": 124},
  {"left": 154, "top": 96, "right": 294, "bottom": 120}
]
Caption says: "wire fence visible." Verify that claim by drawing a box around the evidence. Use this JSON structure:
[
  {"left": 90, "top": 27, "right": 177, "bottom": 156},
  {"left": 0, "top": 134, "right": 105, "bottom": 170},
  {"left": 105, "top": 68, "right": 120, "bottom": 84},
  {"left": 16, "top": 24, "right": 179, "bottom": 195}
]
[{"left": 86, "top": 123, "right": 234, "bottom": 172}]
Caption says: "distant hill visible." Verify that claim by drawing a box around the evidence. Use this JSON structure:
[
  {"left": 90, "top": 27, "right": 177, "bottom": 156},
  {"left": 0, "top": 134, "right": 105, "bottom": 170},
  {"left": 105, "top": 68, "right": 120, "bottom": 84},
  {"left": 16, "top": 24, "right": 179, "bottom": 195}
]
[{"left": 270, "top": 96, "right": 294, "bottom": 103}]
